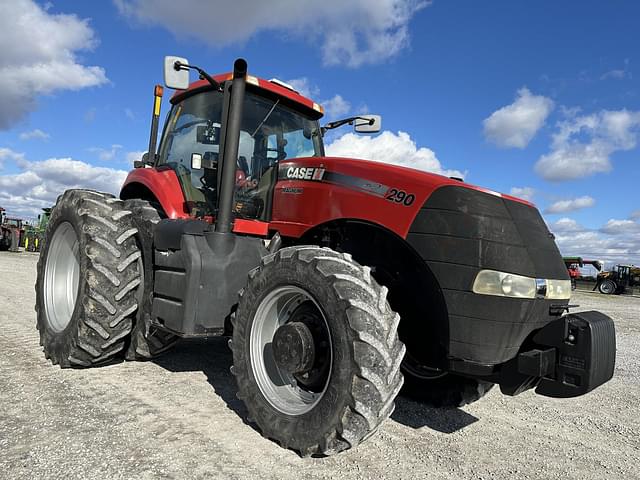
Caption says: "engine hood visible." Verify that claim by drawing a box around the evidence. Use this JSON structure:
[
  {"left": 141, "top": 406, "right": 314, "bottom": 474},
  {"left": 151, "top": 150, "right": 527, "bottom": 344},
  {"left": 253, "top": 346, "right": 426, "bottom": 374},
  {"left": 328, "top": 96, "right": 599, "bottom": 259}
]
[
  {"left": 310, "top": 156, "right": 533, "bottom": 207},
  {"left": 271, "top": 156, "right": 536, "bottom": 240}
]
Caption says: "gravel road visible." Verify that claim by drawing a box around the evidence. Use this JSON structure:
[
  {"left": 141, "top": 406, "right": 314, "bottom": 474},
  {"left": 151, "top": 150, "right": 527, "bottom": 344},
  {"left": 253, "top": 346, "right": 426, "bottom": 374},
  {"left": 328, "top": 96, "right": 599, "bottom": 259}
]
[{"left": 1, "top": 251, "right": 638, "bottom": 480}]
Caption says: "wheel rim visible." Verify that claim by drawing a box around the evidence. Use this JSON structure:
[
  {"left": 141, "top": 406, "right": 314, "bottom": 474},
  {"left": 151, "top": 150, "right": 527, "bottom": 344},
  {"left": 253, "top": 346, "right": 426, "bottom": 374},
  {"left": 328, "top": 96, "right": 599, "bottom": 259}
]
[
  {"left": 43, "top": 222, "right": 80, "bottom": 332},
  {"left": 250, "top": 286, "right": 332, "bottom": 416},
  {"left": 601, "top": 281, "right": 614, "bottom": 294}
]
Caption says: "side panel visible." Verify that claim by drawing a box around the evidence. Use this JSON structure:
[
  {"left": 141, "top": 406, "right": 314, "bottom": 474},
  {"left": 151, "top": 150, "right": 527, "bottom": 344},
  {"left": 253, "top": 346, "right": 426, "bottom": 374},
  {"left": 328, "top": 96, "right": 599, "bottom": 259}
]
[{"left": 121, "top": 167, "right": 190, "bottom": 219}]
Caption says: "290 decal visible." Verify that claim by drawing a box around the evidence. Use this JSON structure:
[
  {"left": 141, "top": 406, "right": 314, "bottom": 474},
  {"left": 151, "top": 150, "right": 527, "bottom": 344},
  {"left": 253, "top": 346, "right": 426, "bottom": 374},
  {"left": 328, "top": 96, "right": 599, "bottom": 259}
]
[{"left": 384, "top": 188, "right": 415, "bottom": 206}]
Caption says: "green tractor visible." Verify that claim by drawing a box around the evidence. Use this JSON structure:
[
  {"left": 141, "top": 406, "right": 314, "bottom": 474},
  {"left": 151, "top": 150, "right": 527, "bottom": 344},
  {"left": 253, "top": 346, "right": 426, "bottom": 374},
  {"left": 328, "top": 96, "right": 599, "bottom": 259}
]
[{"left": 24, "top": 208, "right": 51, "bottom": 253}]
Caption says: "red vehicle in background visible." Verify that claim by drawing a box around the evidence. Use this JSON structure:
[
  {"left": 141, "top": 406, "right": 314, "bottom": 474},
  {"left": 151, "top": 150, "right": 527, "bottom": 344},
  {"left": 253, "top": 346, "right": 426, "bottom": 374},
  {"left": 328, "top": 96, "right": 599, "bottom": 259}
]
[
  {"left": 0, "top": 207, "right": 23, "bottom": 252},
  {"left": 563, "top": 257, "right": 604, "bottom": 290}
]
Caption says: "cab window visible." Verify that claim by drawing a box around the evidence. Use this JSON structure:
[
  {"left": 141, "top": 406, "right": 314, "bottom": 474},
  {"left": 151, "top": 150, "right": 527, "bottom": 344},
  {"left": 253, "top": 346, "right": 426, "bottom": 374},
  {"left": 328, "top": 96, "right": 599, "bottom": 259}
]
[{"left": 157, "top": 88, "right": 322, "bottom": 220}]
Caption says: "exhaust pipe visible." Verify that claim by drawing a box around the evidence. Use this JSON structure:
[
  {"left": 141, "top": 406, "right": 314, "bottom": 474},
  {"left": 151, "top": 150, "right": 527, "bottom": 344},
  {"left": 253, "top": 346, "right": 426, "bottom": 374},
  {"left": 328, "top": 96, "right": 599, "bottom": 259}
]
[{"left": 215, "top": 58, "right": 248, "bottom": 234}]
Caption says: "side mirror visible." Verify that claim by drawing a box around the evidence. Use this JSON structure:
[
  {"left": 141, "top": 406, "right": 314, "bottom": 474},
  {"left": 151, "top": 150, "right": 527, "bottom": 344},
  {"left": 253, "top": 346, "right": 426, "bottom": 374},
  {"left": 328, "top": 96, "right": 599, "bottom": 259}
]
[
  {"left": 164, "top": 55, "right": 190, "bottom": 90},
  {"left": 134, "top": 152, "right": 154, "bottom": 168},
  {"left": 354, "top": 115, "right": 382, "bottom": 133}
]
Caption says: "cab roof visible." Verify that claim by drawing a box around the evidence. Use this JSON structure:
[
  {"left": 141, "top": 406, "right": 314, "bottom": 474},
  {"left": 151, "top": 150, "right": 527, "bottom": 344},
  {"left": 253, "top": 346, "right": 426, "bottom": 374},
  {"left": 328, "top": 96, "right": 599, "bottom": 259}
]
[{"left": 170, "top": 72, "right": 325, "bottom": 120}]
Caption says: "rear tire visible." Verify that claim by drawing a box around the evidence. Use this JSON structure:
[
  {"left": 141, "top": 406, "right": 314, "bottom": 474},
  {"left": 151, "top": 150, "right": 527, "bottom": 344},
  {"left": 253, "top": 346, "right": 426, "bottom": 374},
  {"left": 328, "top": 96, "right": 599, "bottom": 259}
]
[
  {"left": 598, "top": 279, "right": 616, "bottom": 295},
  {"left": 401, "top": 356, "right": 493, "bottom": 407},
  {"left": 231, "top": 246, "right": 405, "bottom": 456},
  {"left": 123, "top": 199, "right": 179, "bottom": 360},
  {"left": 8, "top": 229, "right": 19, "bottom": 252},
  {"left": 35, "top": 190, "right": 141, "bottom": 367},
  {"left": 0, "top": 234, "right": 8, "bottom": 251}
]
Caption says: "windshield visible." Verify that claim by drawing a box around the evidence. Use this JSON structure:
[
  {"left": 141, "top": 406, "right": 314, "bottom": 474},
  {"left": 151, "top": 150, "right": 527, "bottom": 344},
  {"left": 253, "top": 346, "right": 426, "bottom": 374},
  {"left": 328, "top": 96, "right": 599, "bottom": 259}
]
[{"left": 157, "top": 89, "right": 322, "bottom": 216}]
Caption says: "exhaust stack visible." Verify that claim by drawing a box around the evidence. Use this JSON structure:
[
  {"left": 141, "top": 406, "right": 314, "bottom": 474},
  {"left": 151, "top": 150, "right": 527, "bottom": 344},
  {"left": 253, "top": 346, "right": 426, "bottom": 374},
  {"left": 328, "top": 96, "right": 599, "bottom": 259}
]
[{"left": 215, "top": 58, "right": 248, "bottom": 234}]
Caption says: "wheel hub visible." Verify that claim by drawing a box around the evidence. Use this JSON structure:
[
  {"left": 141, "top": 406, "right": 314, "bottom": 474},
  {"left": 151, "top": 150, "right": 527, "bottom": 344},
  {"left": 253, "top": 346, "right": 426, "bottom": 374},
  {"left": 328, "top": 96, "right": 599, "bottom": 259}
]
[
  {"left": 250, "top": 286, "right": 333, "bottom": 416},
  {"left": 272, "top": 322, "right": 316, "bottom": 374}
]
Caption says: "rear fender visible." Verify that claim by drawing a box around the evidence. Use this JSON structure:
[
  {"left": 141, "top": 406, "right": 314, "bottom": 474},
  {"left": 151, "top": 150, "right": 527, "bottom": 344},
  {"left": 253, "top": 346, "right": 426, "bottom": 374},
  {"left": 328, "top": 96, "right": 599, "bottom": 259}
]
[{"left": 120, "top": 168, "right": 189, "bottom": 219}]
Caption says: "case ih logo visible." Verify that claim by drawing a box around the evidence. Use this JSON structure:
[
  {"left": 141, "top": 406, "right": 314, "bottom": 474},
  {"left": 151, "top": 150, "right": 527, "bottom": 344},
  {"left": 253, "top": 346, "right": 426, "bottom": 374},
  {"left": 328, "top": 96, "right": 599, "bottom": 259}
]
[{"left": 285, "top": 167, "right": 326, "bottom": 181}]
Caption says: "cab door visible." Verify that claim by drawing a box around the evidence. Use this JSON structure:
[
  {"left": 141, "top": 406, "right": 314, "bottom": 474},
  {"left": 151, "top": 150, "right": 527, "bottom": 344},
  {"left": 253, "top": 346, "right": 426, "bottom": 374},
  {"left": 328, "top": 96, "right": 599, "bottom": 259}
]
[{"left": 156, "top": 90, "right": 224, "bottom": 216}]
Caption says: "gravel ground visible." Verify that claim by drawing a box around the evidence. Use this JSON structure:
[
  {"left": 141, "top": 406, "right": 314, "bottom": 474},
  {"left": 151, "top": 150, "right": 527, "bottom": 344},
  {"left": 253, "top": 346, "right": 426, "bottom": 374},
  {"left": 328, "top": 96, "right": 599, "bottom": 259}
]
[{"left": 1, "top": 251, "right": 638, "bottom": 480}]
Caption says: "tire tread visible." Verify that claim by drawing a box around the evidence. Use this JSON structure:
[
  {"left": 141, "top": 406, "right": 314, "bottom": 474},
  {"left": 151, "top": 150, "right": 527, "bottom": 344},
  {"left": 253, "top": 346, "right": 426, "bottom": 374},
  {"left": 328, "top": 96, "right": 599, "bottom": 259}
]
[
  {"left": 232, "top": 245, "right": 405, "bottom": 456},
  {"left": 35, "top": 189, "right": 141, "bottom": 368}
]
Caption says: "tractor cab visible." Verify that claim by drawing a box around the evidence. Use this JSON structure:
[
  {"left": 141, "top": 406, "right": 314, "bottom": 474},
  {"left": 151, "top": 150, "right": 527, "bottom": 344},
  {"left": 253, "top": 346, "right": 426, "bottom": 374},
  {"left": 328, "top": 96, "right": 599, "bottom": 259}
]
[
  {"left": 131, "top": 57, "right": 381, "bottom": 223},
  {"left": 5, "top": 218, "right": 22, "bottom": 228},
  {"left": 614, "top": 264, "right": 640, "bottom": 288},
  {"left": 157, "top": 81, "right": 324, "bottom": 220}
]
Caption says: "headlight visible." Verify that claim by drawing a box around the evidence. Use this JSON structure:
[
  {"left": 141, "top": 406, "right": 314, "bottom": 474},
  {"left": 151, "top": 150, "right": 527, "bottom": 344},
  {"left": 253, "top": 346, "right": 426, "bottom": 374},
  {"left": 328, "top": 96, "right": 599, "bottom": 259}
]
[
  {"left": 472, "top": 270, "right": 537, "bottom": 298},
  {"left": 546, "top": 279, "right": 572, "bottom": 299},
  {"left": 472, "top": 270, "right": 571, "bottom": 300}
]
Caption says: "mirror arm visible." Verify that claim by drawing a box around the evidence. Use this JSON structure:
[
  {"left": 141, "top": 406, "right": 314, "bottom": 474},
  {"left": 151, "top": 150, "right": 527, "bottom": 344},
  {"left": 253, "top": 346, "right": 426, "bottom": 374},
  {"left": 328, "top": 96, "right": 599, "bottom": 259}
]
[
  {"left": 321, "top": 116, "right": 374, "bottom": 135},
  {"left": 174, "top": 61, "right": 221, "bottom": 90}
]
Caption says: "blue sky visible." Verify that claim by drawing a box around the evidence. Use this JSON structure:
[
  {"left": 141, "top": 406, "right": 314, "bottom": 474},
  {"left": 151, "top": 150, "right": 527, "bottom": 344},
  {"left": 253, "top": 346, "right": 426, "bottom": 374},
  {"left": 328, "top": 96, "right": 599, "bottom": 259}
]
[{"left": 0, "top": 0, "right": 638, "bottom": 266}]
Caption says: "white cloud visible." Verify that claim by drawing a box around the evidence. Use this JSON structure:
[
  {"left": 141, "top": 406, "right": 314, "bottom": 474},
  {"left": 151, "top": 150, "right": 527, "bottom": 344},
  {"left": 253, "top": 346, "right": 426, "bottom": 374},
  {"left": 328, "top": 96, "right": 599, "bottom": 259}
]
[
  {"left": 549, "top": 217, "right": 585, "bottom": 233},
  {"left": 483, "top": 87, "right": 554, "bottom": 149},
  {"left": 0, "top": 149, "right": 127, "bottom": 218},
  {"left": 600, "top": 59, "right": 630, "bottom": 80},
  {"left": 535, "top": 109, "right": 640, "bottom": 181},
  {"left": 285, "top": 78, "right": 320, "bottom": 99},
  {"left": 285, "top": 78, "right": 351, "bottom": 119},
  {"left": 544, "top": 195, "right": 595, "bottom": 214},
  {"left": 600, "top": 69, "right": 626, "bottom": 80},
  {"left": 548, "top": 217, "right": 640, "bottom": 267},
  {"left": 600, "top": 219, "right": 640, "bottom": 235},
  {"left": 19, "top": 129, "right": 50, "bottom": 141},
  {"left": 115, "top": 0, "right": 428, "bottom": 68},
  {"left": 323, "top": 94, "right": 351, "bottom": 119},
  {"left": 89, "top": 144, "right": 123, "bottom": 161},
  {"left": 126, "top": 150, "right": 146, "bottom": 165},
  {"left": 509, "top": 186, "right": 535, "bottom": 202},
  {"left": 326, "top": 130, "right": 464, "bottom": 178},
  {"left": 0, "top": 0, "right": 108, "bottom": 130},
  {"left": 0, "top": 147, "right": 26, "bottom": 170},
  {"left": 631, "top": 210, "right": 640, "bottom": 220}
]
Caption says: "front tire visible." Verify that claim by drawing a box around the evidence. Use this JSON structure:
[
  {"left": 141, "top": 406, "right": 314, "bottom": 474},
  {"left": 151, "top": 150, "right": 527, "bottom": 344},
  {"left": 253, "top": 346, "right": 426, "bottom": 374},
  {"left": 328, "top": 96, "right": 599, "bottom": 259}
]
[
  {"left": 231, "top": 246, "right": 405, "bottom": 456},
  {"left": 35, "top": 190, "right": 141, "bottom": 367}
]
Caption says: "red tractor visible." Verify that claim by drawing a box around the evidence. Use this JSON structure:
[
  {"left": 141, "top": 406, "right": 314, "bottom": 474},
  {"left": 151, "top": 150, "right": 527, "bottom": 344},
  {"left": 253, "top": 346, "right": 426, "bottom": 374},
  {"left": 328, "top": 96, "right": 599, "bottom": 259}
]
[
  {"left": 0, "top": 207, "right": 23, "bottom": 252},
  {"left": 563, "top": 257, "right": 603, "bottom": 290},
  {"left": 35, "top": 58, "right": 616, "bottom": 456}
]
